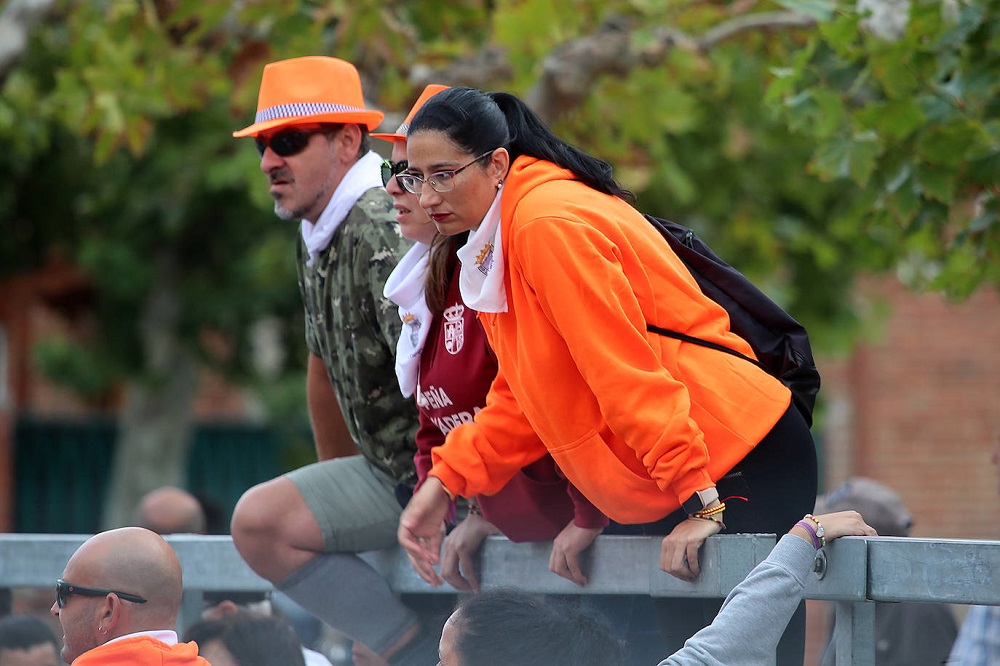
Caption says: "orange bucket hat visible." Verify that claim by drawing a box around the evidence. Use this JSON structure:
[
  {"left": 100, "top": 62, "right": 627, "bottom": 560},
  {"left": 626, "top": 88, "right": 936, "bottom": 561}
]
[
  {"left": 233, "top": 56, "right": 385, "bottom": 138},
  {"left": 371, "top": 84, "right": 450, "bottom": 143}
]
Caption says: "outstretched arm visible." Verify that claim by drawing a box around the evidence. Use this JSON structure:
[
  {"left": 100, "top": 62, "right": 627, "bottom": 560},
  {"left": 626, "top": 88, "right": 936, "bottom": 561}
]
[{"left": 660, "top": 511, "right": 876, "bottom": 666}]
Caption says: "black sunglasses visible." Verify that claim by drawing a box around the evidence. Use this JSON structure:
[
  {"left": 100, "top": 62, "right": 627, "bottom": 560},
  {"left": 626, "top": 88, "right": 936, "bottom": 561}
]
[
  {"left": 380, "top": 159, "right": 408, "bottom": 187},
  {"left": 255, "top": 128, "right": 325, "bottom": 158},
  {"left": 55, "top": 579, "right": 148, "bottom": 608}
]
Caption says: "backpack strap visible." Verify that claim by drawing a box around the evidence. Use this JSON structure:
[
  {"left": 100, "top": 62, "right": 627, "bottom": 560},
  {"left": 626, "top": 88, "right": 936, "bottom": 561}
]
[{"left": 645, "top": 323, "right": 771, "bottom": 376}]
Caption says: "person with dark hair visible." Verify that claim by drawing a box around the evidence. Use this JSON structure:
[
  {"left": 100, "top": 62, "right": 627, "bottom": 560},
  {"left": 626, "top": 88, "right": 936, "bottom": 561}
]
[
  {"left": 184, "top": 613, "right": 306, "bottom": 666},
  {"left": 376, "top": 85, "right": 608, "bottom": 593},
  {"left": 229, "top": 56, "right": 434, "bottom": 665},
  {"left": 0, "top": 615, "right": 60, "bottom": 666},
  {"left": 397, "top": 86, "right": 819, "bottom": 664},
  {"left": 197, "top": 592, "right": 333, "bottom": 666},
  {"left": 438, "top": 512, "right": 876, "bottom": 666},
  {"left": 440, "top": 589, "right": 624, "bottom": 666},
  {"left": 49, "top": 527, "right": 208, "bottom": 665}
]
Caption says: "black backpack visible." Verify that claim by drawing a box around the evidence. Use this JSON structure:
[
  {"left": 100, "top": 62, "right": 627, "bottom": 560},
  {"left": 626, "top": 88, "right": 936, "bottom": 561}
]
[{"left": 643, "top": 214, "right": 821, "bottom": 426}]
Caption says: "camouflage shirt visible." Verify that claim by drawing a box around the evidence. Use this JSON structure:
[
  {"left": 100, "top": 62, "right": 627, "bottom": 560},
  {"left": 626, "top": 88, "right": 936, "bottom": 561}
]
[{"left": 297, "top": 187, "right": 419, "bottom": 485}]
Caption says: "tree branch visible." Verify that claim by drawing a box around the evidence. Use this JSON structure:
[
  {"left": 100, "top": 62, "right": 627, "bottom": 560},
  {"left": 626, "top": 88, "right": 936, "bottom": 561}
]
[{"left": 406, "top": 11, "right": 815, "bottom": 123}]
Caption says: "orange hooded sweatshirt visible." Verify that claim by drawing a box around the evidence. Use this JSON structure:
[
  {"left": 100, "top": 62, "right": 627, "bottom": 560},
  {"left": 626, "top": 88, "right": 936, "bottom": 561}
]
[
  {"left": 429, "top": 157, "right": 792, "bottom": 524},
  {"left": 73, "top": 636, "right": 209, "bottom": 666}
]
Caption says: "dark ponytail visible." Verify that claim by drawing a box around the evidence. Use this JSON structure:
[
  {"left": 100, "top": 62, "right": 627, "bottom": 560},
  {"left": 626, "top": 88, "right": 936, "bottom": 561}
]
[{"left": 409, "top": 87, "right": 632, "bottom": 200}]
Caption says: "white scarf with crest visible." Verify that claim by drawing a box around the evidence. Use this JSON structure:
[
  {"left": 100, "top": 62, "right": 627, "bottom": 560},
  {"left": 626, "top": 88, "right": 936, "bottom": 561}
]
[
  {"left": 300, "top": 150, "right": 384, "bottom": 266},
  {"left": 457, "top": 189, "right": 507, "bottom": 313},
  {"left": 383, "top": 242, "right": 432, "bottom": 398}
]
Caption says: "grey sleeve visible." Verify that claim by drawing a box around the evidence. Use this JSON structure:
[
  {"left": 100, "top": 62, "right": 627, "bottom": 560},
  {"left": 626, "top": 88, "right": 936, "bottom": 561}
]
[{"left": 658, "top": 535, "right": 816, "bottom": 666}]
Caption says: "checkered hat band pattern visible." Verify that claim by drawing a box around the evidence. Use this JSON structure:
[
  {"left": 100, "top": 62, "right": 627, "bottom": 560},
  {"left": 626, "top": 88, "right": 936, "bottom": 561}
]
[
  {"left": 395, "top": 122, "right": 410, "bottom": 135},
  {"left": 255, "top": 102, "right": 366, "bottom": 124}
]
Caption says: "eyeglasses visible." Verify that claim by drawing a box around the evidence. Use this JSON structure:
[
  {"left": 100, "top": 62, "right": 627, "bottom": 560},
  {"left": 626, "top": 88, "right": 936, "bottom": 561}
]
[
  {"left": 381, "top": 159, "right": 409, "bottom": 187},
  {"left": 254, "top": 128, "right": 325, "bottom": 158},
  {"left": 55, "top": 579, "right": 148, "bottom": 608},
  {"left": 397, "top": 151, "right": 494, "bottom": 195}
]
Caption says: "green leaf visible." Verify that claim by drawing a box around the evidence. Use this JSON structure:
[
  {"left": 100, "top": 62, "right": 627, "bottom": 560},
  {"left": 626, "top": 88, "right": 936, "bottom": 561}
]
[
  {"left": 914, "top": 163, "right": 956, "bottom": 202},
  {"left": 868, "top": 47, "right": 918, "bottom": 98},
  {"left": 848, "top": 130, "right": 880, "bottom": 186},
  {"left": 856, "top": 99, "right": 925, "bottom": 140},
  {"left": 811, "top": 131, "right": 880, "bottom": 185},
  {"left": 818, "top": 12, "right": 861, "bottom": 55},
  {"left": 916, "top": 121, "right": 981, "bottom": 166}
]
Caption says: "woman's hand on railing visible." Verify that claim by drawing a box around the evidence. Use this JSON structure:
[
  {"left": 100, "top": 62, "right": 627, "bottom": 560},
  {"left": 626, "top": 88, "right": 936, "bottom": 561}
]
[
  {"left": 790, "top": 510, "right": 877, "bottom": 548},
  {"left": 398, "top": 477, "right": 452, "bottom": 587}
]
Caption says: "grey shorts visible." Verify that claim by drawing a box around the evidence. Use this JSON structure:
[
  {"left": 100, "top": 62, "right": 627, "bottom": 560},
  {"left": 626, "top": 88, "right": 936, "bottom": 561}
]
[{"left": 286, "top": 455, "right": 403, "bottom": 553}]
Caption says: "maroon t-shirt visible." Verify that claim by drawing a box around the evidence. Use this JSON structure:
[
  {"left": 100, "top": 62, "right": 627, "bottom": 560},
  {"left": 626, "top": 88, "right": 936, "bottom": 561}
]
[{"left": 413, "top": 259, "right": 606, "bottom": 542}]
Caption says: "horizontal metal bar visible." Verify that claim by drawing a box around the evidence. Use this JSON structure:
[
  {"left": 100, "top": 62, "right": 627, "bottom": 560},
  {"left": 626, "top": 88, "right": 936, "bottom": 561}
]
[
  {"left": 866, "top": 537, "right": 1000, "bottom": 604},
  {"left": 0, "top": 534, "right": 270, "bottom": 591},
  {"left": 361, "top": 534, "right": 779, "bottom": 596},
  {"left": 3, "top": 533, "right": 1000, "bottom": 607}
]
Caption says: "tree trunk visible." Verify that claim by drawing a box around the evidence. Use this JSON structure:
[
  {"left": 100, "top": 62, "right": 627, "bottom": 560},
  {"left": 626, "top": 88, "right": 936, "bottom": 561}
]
[{"left": 102, "top": 252, "right": 198, "bottom": 530}]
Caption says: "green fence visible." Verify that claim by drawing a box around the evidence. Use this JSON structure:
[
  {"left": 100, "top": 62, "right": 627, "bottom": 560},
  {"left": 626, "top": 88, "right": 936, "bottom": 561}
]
[{"left": 12, "top": 416, "right": 294, "bottom": 534}]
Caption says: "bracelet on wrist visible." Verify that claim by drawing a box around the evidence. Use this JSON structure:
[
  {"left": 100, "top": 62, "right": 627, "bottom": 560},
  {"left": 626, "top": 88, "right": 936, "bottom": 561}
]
[
  {"left": 804, "top": 514, "right": 826, "bottom": 547},
  {"left": 691, "top": 501, "right": 726, "bottom": 519},
  {"left": 795, "top": 515, "right": 826, "bottom": 550},
  {"left": 692, "top": 514, "right": 726, "bottom": 530}
]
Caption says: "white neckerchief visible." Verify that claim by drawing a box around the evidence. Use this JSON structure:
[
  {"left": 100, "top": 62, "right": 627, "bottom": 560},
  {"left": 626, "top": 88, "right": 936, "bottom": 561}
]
[
  {"left": 301, "top": 150, "right": 384, "bottom": 266},
  {"left": 457, "top": 188, "right": 507, "bottom": 313},
  {"left": 383, "top": 242, "right": 432, "bottom": 397}
]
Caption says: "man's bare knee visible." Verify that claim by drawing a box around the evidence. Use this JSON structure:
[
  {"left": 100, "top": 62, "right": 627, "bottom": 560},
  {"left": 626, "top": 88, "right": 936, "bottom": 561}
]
[{"left": 231, "top": 476, "right": 322, "bottom": 582}]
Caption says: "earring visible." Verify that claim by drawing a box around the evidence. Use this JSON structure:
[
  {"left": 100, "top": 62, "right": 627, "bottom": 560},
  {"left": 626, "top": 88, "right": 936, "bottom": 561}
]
[
  {"left": 98, "top": 625, "right": 104, "bottom": 633},
  {"left": 496, "top": 180, "right": 503, "bottom": 190}
]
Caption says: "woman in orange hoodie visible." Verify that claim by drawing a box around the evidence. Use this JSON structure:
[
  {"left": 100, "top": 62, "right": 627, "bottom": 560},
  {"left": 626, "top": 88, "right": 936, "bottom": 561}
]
[{"left": 396, "top": 87, "right": 818, "bottom": 664}]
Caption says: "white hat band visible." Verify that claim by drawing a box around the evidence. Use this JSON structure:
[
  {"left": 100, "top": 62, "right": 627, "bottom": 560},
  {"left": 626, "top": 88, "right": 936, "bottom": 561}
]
[{"left": 255, "top": 102, "right": 368, "bottom": 124}]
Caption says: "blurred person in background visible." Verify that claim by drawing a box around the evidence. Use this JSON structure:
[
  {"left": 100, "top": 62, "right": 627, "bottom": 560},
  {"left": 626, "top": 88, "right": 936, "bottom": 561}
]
[
  {"left": 133, "top": 486, "right": 207, "bottom": 535},
  {"left": 818, "top": 477, "right": 957, "bottom": 666},
  {"left": 0, "top": 615, "right": 60, "bottom": 666},
  {"left": 184, "top": 613, "right": 306, "bottom": 666}
]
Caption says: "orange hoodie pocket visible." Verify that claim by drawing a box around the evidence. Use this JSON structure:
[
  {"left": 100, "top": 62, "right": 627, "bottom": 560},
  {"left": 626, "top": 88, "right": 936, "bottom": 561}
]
[{"left": 548, "top": 430, "right": 675, "bottom": 524}]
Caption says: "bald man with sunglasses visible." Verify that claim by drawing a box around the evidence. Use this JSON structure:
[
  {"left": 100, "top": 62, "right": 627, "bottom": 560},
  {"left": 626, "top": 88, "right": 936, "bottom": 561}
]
[{"left": 49, "top": 527, "right": 209, "bottom": 665}]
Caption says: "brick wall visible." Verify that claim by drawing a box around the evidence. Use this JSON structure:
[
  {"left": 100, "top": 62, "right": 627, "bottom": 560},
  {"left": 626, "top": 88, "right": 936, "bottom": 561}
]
[{"left": 818, "top": 279, "right": 1000, "bottom": 540}]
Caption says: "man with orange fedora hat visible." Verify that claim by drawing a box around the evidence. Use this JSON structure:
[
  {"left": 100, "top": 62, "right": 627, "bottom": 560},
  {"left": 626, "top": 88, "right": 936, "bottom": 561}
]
[{"left": 230, "top": 56, "right": 434, "bottom": 665}]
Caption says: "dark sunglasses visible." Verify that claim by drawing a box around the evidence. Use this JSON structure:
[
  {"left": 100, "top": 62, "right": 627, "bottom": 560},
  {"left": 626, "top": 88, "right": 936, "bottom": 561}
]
[
  {"left": 380, "top": 159, "right": 408, "bottom": 187},
  {"left": 255, "top": 128, "right": 324, "bottom": 158},
  {"left": 55, "top": 579, "right": 148, "bottom": 608}
]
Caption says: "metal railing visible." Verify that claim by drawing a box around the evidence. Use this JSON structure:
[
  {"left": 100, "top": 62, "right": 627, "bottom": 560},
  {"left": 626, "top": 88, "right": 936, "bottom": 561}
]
[{"left": 2, "top": 533, "right": 999, "bottom": 665}]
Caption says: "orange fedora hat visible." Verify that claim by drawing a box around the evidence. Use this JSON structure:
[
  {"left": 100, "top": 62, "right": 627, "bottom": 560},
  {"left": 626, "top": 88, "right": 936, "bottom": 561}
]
[
  {"left": 233, "top": 56, "right": 384, "bottom": 138},
  {"left": 371, "top": 84, "right": 450, "bottom": 143}
]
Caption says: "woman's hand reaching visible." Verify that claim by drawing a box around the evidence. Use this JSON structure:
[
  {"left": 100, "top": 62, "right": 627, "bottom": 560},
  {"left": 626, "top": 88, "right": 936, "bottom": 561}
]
[{"left": 398, "top": 477, "right": 453, "bottom": 587}]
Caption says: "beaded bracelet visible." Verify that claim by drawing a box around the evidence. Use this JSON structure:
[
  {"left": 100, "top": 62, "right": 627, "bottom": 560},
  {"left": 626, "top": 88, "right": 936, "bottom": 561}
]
[
  {"left": 795, "top": 514, "right": 827, "bottom": 550},
  {"left": 692, "top": 502, "right": 727, "bottom": 519},
  {"left": 694, "top": 515, "right": 726, "bottom": 530},
  {"left": 804, "top": 514, "right": 826, "bottom": 547},
  {"left": 468, "top": 500, "right": 482, "bottom": 516}
]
